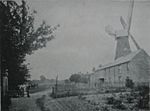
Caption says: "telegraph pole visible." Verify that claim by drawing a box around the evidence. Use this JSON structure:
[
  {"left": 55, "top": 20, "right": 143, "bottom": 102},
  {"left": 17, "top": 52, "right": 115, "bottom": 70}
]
[{"left": 55, "top": 74, "right": 58, "bottom": 98}]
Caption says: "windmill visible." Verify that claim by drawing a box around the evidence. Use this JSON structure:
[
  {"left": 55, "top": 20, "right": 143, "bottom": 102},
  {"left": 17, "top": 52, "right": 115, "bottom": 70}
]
[
  {"left": 105, "top": 0, "right": 140, "bottom": 60},
  {"left": 120, "top": 16, "right": 140, "bottom": 50}
]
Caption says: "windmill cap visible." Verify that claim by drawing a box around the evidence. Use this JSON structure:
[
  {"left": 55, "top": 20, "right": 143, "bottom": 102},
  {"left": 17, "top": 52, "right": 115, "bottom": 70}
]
[{"left": 116, "top": 29, "right": 128, "bottom": 38}]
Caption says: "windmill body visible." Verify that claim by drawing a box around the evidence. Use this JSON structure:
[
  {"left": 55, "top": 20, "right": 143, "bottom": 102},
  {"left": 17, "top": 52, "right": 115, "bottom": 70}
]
[
  {"left": 115, "top": 29, "right": 131, "bottom": 59},
  {"left": 105, "top": 0, "right": 136, "bottom": 60},
  {"left": 105, "top": 27, "right": 132, "bottom": 60}
]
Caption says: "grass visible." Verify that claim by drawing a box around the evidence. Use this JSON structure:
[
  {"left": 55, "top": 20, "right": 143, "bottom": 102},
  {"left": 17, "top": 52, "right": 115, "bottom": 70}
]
[
  {"left": 30, "top": 85, "right": 50, "bottom": 94},
  {"left": 44, "top": 97, "right": 95, "bottom": 111},
  {"left": 36, "top": 95, "right": 49, "bottom": 111}
]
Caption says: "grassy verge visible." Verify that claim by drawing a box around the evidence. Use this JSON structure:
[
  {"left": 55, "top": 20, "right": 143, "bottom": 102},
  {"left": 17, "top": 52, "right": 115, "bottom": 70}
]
[{"left": 36, "top": 95, "right": 49, "bottom": 111}]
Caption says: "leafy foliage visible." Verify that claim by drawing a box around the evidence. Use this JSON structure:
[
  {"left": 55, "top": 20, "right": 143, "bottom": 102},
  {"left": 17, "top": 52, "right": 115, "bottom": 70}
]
[
  {"left": 64, "top": 79, "right": 70, "bottom": 83},
  {"left": 40, "top": 75, "right": 46, "bottom": 81},
  {"left": 69, "top": 74, "right": 89, "bottom": 83},
  {"left": 69, "top": 74, "right": 81, "bottom": 83},
  {"left": 136, "top": 85, "right": 149, "bottom": 109},
  {"left": 125, "top": 77, "right": 134, "bottom": 89},
  {"left": 1, "top": 1, "right": 59, "bottom": 90}
]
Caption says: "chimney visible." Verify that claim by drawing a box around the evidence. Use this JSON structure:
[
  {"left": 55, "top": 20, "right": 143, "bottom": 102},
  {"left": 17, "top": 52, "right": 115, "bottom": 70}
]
[{"left": 115, "top": 29, "right": 131, "bottom": 60}]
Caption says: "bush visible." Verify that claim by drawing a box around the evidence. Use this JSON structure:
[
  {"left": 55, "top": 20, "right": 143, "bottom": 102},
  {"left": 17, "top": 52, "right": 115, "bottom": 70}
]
[
  {"left": 106, "top": 97, "right": 114, "bottom": 104},
  {"left": 106, "top": 96, "right": 127, "bottom": 110},
  {"left": 36, "top": 95, "right": 48, "bottom": 111},
  {"left": 136, "top": 85, "right": 149, "bottom": 109},
  {"left": 126, "top": 94, "right": 134, "bottom": 103},
  {"left": 125, "top": 77, "right": 134, "bottom": 89},
  {"left": 112, "top": 99, "right": 127, "bottom": 110},
  {"left": 100, "top": 106, "right": 110, "bottom": 111}
]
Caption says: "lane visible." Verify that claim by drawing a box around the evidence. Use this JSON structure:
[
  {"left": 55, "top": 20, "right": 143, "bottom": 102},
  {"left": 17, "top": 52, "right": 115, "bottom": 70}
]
[{"left": 9, "top": 89, "right": 51, "bottom": 111}]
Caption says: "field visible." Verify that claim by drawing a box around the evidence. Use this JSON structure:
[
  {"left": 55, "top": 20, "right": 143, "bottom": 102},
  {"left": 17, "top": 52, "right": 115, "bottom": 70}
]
[
  {"left": 36, "top": 90, "right": 149, "bottom": 111},
  {"left": 9, "top": 85, "right": 149, "bottom": 111},
  {"left": 36, "top": 95, "right": 95, "bottom": 111}
]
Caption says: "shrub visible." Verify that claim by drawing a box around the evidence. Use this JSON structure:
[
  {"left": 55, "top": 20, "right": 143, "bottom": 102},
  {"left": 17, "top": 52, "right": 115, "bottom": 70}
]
[
  {"left": 126, "top": 94, "right": 134, "bottom": 103},
  {"left": 136, "top": 85, "right": 149, "bottom": 109},
  {"left": 101, "top": 106, "right": 110, "bottom": 111},
  {"left": 125, "top": 77, "right": 134, "bottom": 89},
  {"left": 112, "top": 99, "right": 127, "bottom": 110},
  {"left": 36, "top": 95, "right": 47, "bottom": 111},
  {"left": 106, "top": 97, "right": 114, "bottom": 104}
]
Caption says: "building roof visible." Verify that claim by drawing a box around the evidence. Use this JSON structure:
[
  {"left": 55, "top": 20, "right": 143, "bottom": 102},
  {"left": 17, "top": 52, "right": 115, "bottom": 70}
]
[{"left": 99, "top": 49, "right": 141, "bottom": 70}]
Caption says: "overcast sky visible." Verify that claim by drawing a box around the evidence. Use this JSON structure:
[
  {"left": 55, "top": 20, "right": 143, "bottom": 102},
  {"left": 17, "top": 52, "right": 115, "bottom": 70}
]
[{"left": 25, "top": 0, "right": 150, "bottom": 80}]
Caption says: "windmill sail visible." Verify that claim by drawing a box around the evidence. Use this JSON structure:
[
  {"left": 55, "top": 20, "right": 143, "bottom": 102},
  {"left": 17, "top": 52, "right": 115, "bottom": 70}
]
[
  {"left": 105, "top": 25, "right": 116, "bottom": 38},
  {"left": 129, "top": 34, "right": 140, "bottom": 50},
  {"left": 120, "top": 16, "right": 140, "bottom": 50},
  {"left": 105, "top": 0, "right": 139, "bottom": 60},
  {"left": 127, "top": 0, "right": 134, "bottom": 33},
  {"left": 120, "top": 16, "right": 126, "bottom": 29}
]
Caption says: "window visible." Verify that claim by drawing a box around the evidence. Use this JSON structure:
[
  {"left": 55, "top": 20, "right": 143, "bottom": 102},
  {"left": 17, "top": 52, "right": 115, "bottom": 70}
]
[
  {"left": 99, "top": 78, "right": 104, "bottom": 83},
  {"left": 104, "top": 69, "right": 106, "bottom": 78},
  {"left": 118, "top": 65, "right": 122, "bottom": 74},
  {"left": 114, "top": 67, "right": 116, "bottom": 82},
  {"left": 127, "top": 63, "right": 129, "bottom": 71},
  {"left": 109, "top": 68, "right": 110, "bottom": 74}
]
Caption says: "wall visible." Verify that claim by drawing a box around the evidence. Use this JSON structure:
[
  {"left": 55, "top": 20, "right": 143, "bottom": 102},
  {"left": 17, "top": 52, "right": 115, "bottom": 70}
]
[
  {"left": 131, "top": 50, "right": 150, "bottom": 84},
  {"left": 105, "top": 63, "right": 130, "bottom": 87},
  {"left": 90, "top": 62, "right": 132, "bottom": 88},
  {"left": 89, "top": 70, "right": 104, "bottom": 88},
  {"left": 90, "top": 50, "right": 150, "bottom": 88}
]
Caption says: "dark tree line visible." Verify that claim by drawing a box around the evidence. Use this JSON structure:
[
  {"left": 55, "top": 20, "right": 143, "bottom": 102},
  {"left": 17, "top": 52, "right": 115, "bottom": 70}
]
[
  {"left": 0, "top": 0, "right": 59, "bottom": 90},
  {"left": 69, "top": 74, "right": 89, "bottom": 84}
]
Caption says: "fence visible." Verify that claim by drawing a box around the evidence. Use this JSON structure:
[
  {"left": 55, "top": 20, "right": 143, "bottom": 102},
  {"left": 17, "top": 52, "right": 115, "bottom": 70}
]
[{"left": 51, "top": 83, "right": 96, "bottom": 98}]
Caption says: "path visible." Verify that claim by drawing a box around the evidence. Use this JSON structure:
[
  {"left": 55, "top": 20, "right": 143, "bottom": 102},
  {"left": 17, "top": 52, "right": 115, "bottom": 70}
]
[{"left": 9, "top": 89, "right": 51, "bottom": 111}]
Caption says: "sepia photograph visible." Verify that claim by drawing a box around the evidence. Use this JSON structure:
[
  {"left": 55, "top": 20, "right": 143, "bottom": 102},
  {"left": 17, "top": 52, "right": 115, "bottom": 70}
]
[{"left": 1, "top": 0, "right": 150, "bottom": 111}]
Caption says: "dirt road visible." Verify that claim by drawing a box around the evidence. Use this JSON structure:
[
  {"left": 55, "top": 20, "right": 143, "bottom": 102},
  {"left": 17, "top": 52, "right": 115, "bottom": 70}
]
[
  {"left": 9, "top": 89, "right": 95, "bottom": 111},
  {"left": 9, "top": 89, "right": 51, "bottom": 111}
]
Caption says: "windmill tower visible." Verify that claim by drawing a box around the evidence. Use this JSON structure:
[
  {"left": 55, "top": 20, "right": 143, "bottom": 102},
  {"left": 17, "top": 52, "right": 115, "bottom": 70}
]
[
  {"left": 115, "top": 29, "right": 131, "bottom": 60},
  {"left": 105, "top": 0, "right": 140, "bottom": 60}
]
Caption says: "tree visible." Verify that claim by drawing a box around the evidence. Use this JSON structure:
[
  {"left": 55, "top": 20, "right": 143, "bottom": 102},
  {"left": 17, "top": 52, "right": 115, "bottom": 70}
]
[
  {"left": 64, "top": 79, "right": 70, "bottom": 84},
  {"left": 80, "top": 76, "right": 88, "bottom": 83},
  {"left": 69, "top": 74, "right": 81, "bottom": 83},
  {"left": 1, "top": 1, "right": 59, "bottom": 90},
  {"left": 40, "top": 75, "right": 46, "bottom": 81},
  {"left": 69, "top": 73, "right": 88, "bottom": 84}
]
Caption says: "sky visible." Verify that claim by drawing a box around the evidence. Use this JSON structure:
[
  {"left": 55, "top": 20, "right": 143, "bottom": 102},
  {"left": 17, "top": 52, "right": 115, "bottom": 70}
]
[{"left": 25, "top": 0, "right": 150, "bottom": 80}]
